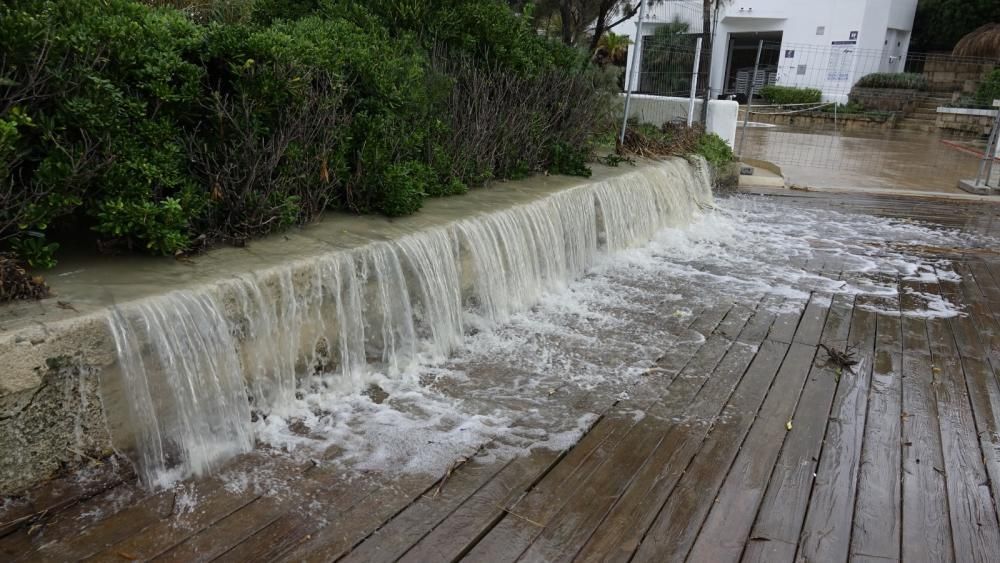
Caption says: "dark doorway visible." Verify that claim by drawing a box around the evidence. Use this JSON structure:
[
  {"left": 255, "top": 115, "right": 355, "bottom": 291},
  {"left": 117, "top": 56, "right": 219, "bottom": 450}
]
[{"left": 723, "top": 31, "right": 783, "bottom": 100}]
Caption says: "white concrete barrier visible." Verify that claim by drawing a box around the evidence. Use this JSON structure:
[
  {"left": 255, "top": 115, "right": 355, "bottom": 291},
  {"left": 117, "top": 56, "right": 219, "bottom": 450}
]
[{"left": 622, "top": 94, "right": 740, "bottom": 148}]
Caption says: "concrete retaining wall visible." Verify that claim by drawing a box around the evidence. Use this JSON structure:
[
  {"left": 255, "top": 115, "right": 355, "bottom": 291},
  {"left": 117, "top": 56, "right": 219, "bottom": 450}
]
[
  {"left": 623, "top": 94, "right": 740, "bottom": 148},
  {"left": 936, "top": 107, "right": 998, "bottom": 137},
  {"left": 0, "top": 159, "right": 700, "bottom": 495}
]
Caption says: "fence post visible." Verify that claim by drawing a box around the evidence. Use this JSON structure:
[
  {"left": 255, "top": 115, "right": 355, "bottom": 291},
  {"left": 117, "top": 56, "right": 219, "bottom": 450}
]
[
  {"left": 687, "top": 37, "right": 703, "bottom": 127},
  {"left": 974, "top": 101, "right": 1000, "bottom": 188},
  {"left": 620, "top": 0, "right": 648, "bottom": 145},
  {"left": 736, "top": 40, "right": 764, "bottom": 158}
]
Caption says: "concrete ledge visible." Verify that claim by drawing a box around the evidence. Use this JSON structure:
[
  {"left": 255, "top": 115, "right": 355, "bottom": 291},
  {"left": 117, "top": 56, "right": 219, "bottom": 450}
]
[
  {"left": 0, "top": 158, "right": 703, "bottom": 494},
  {"left": 936, "top": 107, "right": 998, "bottom": 117},
  {"left": 958, "top": 179, "right": 999, "bottom": 196}
]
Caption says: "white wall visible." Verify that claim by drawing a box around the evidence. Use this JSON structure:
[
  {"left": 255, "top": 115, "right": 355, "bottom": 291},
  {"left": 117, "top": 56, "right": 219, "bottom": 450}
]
[{"left": 623, "top": 94, "right": 740, "bottom": 147}]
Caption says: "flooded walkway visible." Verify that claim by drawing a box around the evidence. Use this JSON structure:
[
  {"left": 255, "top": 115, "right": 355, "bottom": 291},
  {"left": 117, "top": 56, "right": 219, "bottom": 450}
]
[
  {"left": 3, "top": 190, "right": 1000, "bottom": 561},
  {"left": 740, "top": 126, "right": 986, "bottom": 194}
]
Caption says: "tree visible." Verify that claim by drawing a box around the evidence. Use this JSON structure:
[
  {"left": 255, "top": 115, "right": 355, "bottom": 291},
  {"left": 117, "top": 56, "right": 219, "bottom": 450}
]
[
  {"left": 910, "top": 0, "right": 1000, "bottom": 52},
  {"left": 528, "top": 1, "right": 663, "bottom": 53},
  {"left": 639, "top": 18, "right": 694, "bottom": 94},
  {"left": 596, "top": 31, "right": 632, "bottom": 66}
]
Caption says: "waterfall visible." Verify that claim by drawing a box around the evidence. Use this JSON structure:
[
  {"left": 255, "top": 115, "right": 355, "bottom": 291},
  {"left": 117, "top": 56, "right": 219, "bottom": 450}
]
[{"left": 105, "top": 159, "right": 713, "bottom": 487}]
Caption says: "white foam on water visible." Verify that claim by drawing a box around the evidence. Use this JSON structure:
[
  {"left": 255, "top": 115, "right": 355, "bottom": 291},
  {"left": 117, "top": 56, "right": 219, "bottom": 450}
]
[{"left": 102, "top": 160, "right": 995, "bottom": 491}]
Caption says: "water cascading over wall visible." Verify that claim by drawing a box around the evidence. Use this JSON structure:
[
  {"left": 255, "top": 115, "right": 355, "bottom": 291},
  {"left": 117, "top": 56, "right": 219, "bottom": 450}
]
[{"left": 105, "top": 159, "right": 714, "bottom": 487}]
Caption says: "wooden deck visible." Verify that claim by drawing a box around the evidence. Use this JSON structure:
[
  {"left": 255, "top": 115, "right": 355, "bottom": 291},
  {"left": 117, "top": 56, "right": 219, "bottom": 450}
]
[{"left": 2, "top": 190, "right": 1000, "bottom": 562}]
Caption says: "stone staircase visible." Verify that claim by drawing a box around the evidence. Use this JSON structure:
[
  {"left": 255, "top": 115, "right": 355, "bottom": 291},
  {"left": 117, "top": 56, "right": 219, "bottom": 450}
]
[{"left": 895, "top": 94, "right": 952, "bottom": 133}]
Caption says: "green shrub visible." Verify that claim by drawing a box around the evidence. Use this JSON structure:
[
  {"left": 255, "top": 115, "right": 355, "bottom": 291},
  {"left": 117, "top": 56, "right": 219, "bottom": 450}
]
[
  {"left": 694, "top": 133, "right": 734, "bottom": 168},
  {"left": 759, "top": 85, "right": 822, "bottom": 105},
  {"left": 975, "top": 70, "right": 1000, "bottom": 108},
  {"left": 2, "top": 0, "right": 210, "bottom": 257},
  {"left": 855, "top": 72, "right": 927, "bottom": 90},
  {"left": 855, "top": 72, "right": 928, "bottom": 90},
  {"left": 1, "top": 0, "right": 613, "bottom": 269}
]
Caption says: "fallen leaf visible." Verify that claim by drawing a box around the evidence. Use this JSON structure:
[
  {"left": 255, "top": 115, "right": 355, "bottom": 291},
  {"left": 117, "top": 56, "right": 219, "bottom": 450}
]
[{"left": 786, "top": 419, "right": 793, "bottom": 431}]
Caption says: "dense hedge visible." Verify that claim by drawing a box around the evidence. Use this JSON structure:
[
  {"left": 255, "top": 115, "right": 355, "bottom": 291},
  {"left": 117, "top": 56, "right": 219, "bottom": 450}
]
[
  {"left": 976, "top": 70, "right": 1000, "bottom": 108},
  {"left": 854, "top": 72, "right": 928, "bottom": 91},
  {"left": 0, "top": 0, "right": 614, "bottom": 267},
  {"left": 759, "top": 85, "right": 822, "bottom": 105}
]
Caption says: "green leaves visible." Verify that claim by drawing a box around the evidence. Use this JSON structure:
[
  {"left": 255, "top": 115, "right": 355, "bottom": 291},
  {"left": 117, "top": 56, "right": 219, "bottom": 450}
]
[{"left": 759, "top": 86, "right": 822, "bottom": 105}]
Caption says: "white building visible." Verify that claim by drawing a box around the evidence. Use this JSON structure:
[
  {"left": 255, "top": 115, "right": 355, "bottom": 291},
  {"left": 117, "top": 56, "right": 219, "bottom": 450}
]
[{"left": 622, "top": 0, "right": 918, "bottom": 103}]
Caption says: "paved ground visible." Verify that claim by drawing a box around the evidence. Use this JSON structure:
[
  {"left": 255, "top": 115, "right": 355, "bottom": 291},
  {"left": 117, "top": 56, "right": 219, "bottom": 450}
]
[
  {"left": 739, "top": 125, "right": 989, "bottom": 194},
  {"left": 2, "top": 189, "right": 1000, "bottom": 562}
]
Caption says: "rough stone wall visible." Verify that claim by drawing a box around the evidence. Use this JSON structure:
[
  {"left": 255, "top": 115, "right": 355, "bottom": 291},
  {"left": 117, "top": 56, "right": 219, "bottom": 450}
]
[
  {"left": 749, "top": 112, "right": 895, "bottom": 131},
  {"left": 923, "top": 58, "right": 996, "bottom": 94},
  {"left": 849, "top": 87, "right": 920, "bottom": 114},
  {"left": 0, "top": 355, "right": 116, "bottom": 494},
  {"left": 936, "top": 112, "right": 996, "bottom": 136}
]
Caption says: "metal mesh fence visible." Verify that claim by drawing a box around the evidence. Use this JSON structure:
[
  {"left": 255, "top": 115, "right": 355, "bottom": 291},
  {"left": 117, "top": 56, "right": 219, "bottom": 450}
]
[{"left": 732, "top": 41, "right": 999, "bottom": 191}]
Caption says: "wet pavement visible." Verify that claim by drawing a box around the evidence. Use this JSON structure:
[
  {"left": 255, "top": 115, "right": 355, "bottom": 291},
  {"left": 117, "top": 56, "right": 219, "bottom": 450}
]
[
  {"left": 739, "top": 125, "right": 988, "bottom": 194},
  {"left": 2, "top": 189, "right": 1000, "bottom": 561}
]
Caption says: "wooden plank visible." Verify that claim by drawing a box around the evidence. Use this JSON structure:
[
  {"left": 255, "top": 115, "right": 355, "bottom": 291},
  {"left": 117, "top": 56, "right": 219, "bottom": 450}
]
[
  {"left": 516, "top": 340, "right": 761, "bottom": 562},
  {"left": 850, "top": 305, "right": 903, "bottom": 561},
  {"left": 925, "top": 313, "right": 1000, "bottom": 559},
  {"left": 683, "top": 289, "right": 844, "bottom": 562},
  {"left": 630, "top": 341, "right": 805, "bottom": 562},
  {"left": 88, "top": 484, "right": 259, "bottom": 561},
  {"left": 32, "top": 489, "right": 176, "bottom": 561},
  {"left": 741, "top": 293, "right": 855, "bottom": 562},
  {"left": 898, "top": 285, "right": 953, "bottom": 562},
  {"left": 941, "top": 262, "right": 1000, "bottom": 516},
  {"left": 277, "top": 470, "right": 439, "bottom": 562},
  {"left": 154, "top": 496, "right": 284, "bottom": 562},
  {"left": 395, "top": 451, "right": 560, "bottom": 562},
  {"left": 568, "top": 293, "right": 817, "bottom": 562},
  {"left": 0, "top": 482, "right": 145, "bottom": 561},
  {"left": 796, "top": 295, "right": 877, "bottom": 562},
  {"left": 462, "top": 321, "right": 741, "bottom": 561}
]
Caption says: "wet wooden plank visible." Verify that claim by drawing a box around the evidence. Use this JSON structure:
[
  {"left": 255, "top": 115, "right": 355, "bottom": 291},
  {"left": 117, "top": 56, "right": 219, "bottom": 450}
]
[
  {"left": 797, "top": 295, "right": 877, "bottom": 561},
  {"left": 566, "top": 294, "right": 814, "bottom": 562},
  {"left": 850, "top": 304, "right": 903, "bottom": 561},
  {"left": 682, "top": 289, "right": 840, "bottom": 563},
  {"left": 0, "top": 481, "right": 145, "bottom": 561},
  {"left": 340, "top": 454, "right": 548, "bottom": 563},
  {"left": 275, "top": 468, "right": 447, "bottom": 561},
  {"left": 967, "top": 260, "right": 1000, "bottom": 310},
  {"left": 462, "top": 312, "right": 743, "bottom": 561},
  {"left": 517, "top": 340, "right": 761, "bottom": 562},
  {"left": 88, "top": 484, "right": 260, "bottom": 561},
  {"left": 395, "top": 450, "right": 560, "bottom": 562},
  {"left": 632, "top": 341, "right": 809, "bottom": 562},
  {"left": 741, "top": 293, "right": 855, "bottom": 562},
  {"left": 940, "top": 262, "right": 1000, "bottom": 514},
  {"left": 0, "top": 464, "right": 128, "bottom": 539},
  {"left": 925, "top": 315, "right": 1000, "bottom": 558},
  {"left": 212, "top": 510, "right": 316, "bottom": 563},
  {"left": 738, "top": 294, "right": 785, "bottom": 344},
  {"left": 898, "top": 285, "right": 953, "bottom": 562},
  {"left": 154, "top": 496, "right": 284, "bottom": 562},
  {"left": 32, "top": 489, "right": 176, "bottom": 561}
]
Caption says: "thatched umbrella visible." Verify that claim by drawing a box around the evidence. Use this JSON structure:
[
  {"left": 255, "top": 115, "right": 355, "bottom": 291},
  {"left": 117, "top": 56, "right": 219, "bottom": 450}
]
[{"left": 952, "top": 23, "right": 1000, "bottom": 59}]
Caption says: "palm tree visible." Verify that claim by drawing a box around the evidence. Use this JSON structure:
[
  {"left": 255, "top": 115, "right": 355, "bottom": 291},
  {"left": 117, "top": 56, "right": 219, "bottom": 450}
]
[{"left": 597, "top": 32, "right": 632, "bottom": 66}]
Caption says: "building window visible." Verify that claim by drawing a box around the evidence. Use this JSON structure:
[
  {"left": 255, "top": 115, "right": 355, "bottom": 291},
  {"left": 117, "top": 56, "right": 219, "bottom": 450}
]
[
  {"left": 816, "top": 26, "right": 825, "bottom": 35},
  {"left": 797, "top": 65, "right": 807, "bottom": 75}
]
